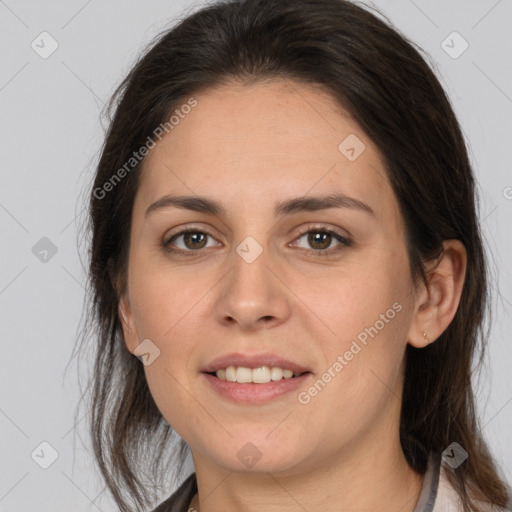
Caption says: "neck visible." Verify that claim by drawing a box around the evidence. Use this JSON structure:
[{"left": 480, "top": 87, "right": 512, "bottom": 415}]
[{"left": 189, "top": 434, "right": 424, "bottom": 512}]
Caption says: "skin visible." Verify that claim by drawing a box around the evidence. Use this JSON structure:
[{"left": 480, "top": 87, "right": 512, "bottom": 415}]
[{"left": 118, "top": 79, "right": 467, "bottom": 512}]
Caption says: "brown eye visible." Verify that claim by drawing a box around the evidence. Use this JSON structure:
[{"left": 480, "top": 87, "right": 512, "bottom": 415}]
[
  {"left": 306, "top": 231, "right": 333, "bottom": 250},
  {"left": 182, "top": 231, "right": 208, "bottom": 250},
  {"left": 293, "top": 227, "right": 351, "bottom": 257},
  {"left": 165, "top": 230, "right": 217, "bottom": 253}
]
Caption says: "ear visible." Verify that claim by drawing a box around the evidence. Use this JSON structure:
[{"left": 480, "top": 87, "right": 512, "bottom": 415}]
[
  {"left": 118, "top": 295, "right": 139, "bottom": 355},
  {"left": 407, "top": 239, "right": 467, "bottom": 348}
]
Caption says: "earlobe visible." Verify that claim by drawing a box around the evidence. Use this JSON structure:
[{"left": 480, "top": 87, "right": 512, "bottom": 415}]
[
  {"left": 118, "top": 299, "right": 128, "bottom": 328},
  {"left": 118, "top": 296, "right": 138, "bottom": 354},
  {"left": 407, "top": 239, "right": 467, "bottom": 349}
]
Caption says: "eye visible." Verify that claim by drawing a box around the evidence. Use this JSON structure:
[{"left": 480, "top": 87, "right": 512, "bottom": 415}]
[
  {"left": 164, "top": 229, "right": 219, "bottom": 254},
  {"left": 292, "top": 226, "right": 351, "bottom": 256},
  {"left": 162, "top": 225, "right": 351, "bottom": 257}
]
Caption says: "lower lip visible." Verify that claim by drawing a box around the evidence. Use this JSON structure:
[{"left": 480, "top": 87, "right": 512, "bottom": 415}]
[{"left": 202, "top": 372, "right": 312, "bottom": 404}]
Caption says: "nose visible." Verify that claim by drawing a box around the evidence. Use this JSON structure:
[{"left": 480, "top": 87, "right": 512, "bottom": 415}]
[{"left": 214, "top": 241, "right": 292, "bottom": 331}]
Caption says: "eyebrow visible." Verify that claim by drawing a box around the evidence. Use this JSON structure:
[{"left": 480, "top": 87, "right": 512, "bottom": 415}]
[{"left": 145, "top": 193, "right": 376, "bottom": 218}]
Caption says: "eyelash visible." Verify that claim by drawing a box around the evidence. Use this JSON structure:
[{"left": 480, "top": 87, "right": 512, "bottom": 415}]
[
  {"left": 294, "top": 226, "right": 351, "bottom": 257},
  {"left": 163, "top": 225, "right": 351, "bottom": 258}
]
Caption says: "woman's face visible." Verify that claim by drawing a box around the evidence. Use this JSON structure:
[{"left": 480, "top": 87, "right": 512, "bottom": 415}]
[{"left": 119, "top": 79, "right": 422, "bottom": 475}]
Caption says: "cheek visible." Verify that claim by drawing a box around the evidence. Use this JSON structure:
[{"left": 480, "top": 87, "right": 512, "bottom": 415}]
[
  {"left": 127, "top": 269, "right": 203, "bottom": 408},
  {"left": 299, "top": 257, "right": 407, "bottom": 344},
  {"left": 129, "top": 258, "right": 208, "bottom": 338},
  {"left": 299, "top": 303, "right": 409, "bottom": 448},
  {"left": 299, "top": 257, "right": 411, "bottom": 398}
]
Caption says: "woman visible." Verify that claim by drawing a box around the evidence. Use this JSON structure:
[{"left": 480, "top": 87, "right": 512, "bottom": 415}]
[{"left": 76, "top": 0, "right": 512, "bottom": 511}]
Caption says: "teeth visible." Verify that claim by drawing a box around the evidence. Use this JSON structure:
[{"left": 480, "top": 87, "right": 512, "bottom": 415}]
[
  {"left": 215, "top": 365, "right": 301, "bottom": 383},
  {"left": 236, "top": 366, "right": 252, "bottom": 383},
  {"left": 249, "top": 366, "right": 270, "bottom": 383},
  {"left": 225, "top": 366, "right": 236, "bottom": 381},
  {"left": 271, "top": 366, "right": 283, "bottom": 381}
]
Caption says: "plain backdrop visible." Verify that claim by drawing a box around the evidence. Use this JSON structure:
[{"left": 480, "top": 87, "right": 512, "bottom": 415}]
[{"left": 0, "top": 0, "right": 511, "bottom": 510}]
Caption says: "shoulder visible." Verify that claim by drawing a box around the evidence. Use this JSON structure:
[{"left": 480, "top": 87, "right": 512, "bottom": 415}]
[
  {"left": 150, "top": 472, "right": 197, "bottom": 512},
  {"left": 433, "top": 463, "right": 512, "bottom": 512},
  {"left": 150, "top": 462, "right": 512, "bottom": 512}
]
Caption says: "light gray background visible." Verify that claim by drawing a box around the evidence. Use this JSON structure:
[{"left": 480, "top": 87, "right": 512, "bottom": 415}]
[{"left": 0, "top": 1, "right": 511, "bottom": 511}]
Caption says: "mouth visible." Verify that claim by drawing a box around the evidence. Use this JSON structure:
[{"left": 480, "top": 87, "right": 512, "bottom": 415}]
[
  {"left": 200, "top": 353, "right": 312, "bottom": 403},
  {"left": 202, "top": 369, "right": 313, "bottom": 404},
  {"left": 204, "top": 366, "right": 311, "bottom": 384},
  {"left": 201, "top": 353, "right": 311, "bottom": 382}
]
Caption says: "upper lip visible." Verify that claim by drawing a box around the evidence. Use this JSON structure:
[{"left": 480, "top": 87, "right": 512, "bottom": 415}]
[{"left": 201, "top": 353, "right": 311, "bottom": 374}]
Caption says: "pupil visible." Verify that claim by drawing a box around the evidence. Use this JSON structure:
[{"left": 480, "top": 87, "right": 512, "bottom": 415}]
[
  {"left": 309, "top": 231, "right": 330, "bottom": 250},
  {"left": 181, "top": 231, "right": 332, "bottom": 251},
  {"left": 185, "top": 232, "right": 207, "bottom": 249}
]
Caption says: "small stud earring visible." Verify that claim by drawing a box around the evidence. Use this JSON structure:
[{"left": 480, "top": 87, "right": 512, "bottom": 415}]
[{"left": 423, "top": 331, "right": 430, "bottom": 343}]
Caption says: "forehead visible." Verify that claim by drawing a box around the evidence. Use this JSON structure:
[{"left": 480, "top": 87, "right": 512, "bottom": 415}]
[{"left": 134, "top": 79, "right": 397, "bottom": 223}]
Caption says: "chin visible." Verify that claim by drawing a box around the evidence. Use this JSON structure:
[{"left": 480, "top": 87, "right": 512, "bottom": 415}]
[{"left": 199, "top": 438, "right": 310, "bottom": 475}]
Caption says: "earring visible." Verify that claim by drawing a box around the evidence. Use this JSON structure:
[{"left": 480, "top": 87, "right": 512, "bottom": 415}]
[{"left": 423, "top": 331, "right": 430, "bottom": 344}]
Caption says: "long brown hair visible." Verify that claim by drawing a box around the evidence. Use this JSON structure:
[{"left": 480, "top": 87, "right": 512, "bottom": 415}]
[{"left": 73, "top": 0, "right": 511, "bottom": 510}]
